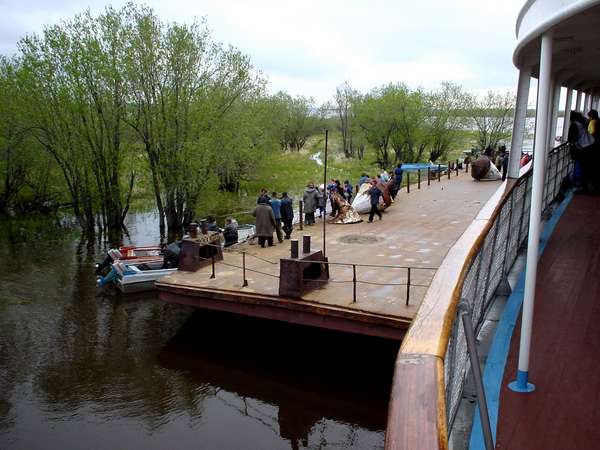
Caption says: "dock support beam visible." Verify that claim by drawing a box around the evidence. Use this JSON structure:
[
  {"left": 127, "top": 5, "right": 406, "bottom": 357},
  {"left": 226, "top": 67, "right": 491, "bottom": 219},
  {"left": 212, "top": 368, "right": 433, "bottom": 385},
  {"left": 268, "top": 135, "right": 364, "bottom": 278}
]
[
  {"left": 509, "top": 69, "right": 531, "bottom": 179},
  {"left": 510, "top": 30, "right": 554, "bottom": 394}
]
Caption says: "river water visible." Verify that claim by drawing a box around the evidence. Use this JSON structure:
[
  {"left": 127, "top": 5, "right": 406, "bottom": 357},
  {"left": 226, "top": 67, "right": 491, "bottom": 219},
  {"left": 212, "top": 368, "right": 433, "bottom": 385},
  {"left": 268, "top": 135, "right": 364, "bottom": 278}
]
[{"left": 0, "top": 213, "right": 397, "bottom": 450}]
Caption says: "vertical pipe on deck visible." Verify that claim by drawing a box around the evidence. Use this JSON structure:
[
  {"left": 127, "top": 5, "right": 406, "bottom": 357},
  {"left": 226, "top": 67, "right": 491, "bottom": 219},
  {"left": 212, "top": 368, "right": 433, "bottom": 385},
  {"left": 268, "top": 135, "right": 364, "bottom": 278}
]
[
  {"left": 575, "top": 90, "right": 582, "bottom": 113},
  {"left": 561, "top": 87, "right": 573, "bottom": 143},
  {"left": 509, "top": 70, "right": 531, "bottom": 179},
  {"left": 548, "top": 82, "right": 561, "bottom": 150},
  {"left": 510, "top": 30, "right": 554, "bottom": 393},
  {"left": 322, "top": 130, "right": 328, "bottom": 258}
]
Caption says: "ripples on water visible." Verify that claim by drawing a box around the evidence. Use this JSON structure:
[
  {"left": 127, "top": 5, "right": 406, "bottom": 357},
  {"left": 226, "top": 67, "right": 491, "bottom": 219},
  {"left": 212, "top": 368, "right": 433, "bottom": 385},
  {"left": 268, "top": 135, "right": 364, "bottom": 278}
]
[{"left": 0, "top": 214, "right": 398, "bottom": 449}]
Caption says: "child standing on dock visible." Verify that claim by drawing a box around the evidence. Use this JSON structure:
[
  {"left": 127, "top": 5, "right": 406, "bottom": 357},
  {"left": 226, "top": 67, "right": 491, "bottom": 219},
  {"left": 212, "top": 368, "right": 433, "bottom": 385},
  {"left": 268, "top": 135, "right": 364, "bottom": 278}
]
[{"left": 270, "top": 192, "right": 284, "bottom": 243}]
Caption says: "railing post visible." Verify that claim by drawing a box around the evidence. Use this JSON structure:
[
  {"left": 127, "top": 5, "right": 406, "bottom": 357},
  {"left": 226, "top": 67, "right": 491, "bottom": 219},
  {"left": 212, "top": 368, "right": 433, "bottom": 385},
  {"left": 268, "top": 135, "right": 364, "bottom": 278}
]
[
  {"left": 242, "top": 251, "right": 248, "bottom": 287},
  {"left": 290, "top": 239, "right": 299, "bottom": 259},
  {"left": 448, "top": 161, "right": 451, "bottom": 179},
  {"left": 405, "top": 267, "right": 411, "bottom": 306},
  {"left": 417, "top": 169, "right": 421, "bottom": 189},
  {"left": 438, "top": 164, "right": 441, "bottom": 182},
  {"left": 210, "top": 254, "right": 215, "bottom": 279},
  {"left": 427, "top": 167, "right": 431, "bottom": 186},
  {"left": 459, "top": 303, "right": 495, "bottom": 450},
  {"left": 299, "top": 200, "right": 304, "bottom": 230},
  {"left": 352, "top": 264, "right": 357, "bottom": 303},
  {"left": 302, "top": 234, "right": 311, "bottom": 253},
  {"left": 456, "top": 159, "right": 459, "bottom": 176},
  {"left": 406, "top": 172, "right": 410, "bottom": 193}
]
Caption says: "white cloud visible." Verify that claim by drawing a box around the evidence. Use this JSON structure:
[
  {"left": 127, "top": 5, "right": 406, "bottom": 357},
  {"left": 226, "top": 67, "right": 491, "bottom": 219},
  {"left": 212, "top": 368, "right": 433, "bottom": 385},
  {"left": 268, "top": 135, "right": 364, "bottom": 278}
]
[{"left": 0, "top": 0, "right": 526, "bottom": 102}]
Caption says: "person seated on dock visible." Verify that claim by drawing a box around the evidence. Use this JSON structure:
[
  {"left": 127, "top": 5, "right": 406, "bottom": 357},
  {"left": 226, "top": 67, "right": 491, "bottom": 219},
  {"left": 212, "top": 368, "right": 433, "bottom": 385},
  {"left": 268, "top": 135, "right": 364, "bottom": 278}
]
[
  {"left": 206, "top": 216, "right": 218, "bottom": 232},
  {"left": 253, "top": 197, "right": 277, "bottom": 247},
  {"left": 223, "top": 218, "right": 238, "bottom": 247}
]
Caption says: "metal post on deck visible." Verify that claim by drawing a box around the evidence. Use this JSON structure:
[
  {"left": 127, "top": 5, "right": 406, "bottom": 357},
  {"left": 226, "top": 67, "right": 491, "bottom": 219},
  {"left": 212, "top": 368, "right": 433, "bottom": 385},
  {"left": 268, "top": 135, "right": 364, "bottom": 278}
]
[
  {"left": 459, "top": 303, "right": 495, "bottom": 450},
  {"left": 427, "top": 167, "right": 431, "bottom": 186},
  {"left": 438, "top": 164, "right": 441, "bottom": 182},
  {"left": 456, "top": 159, "right": 459, "bottom": 176},
  {"left": 509, "top": 69, "right": 531, "bottom": 179},
  {"left": 210, "top": 254, "right": 215, "bottom": 279},
  {"left": 575, "top": 90, "right": 582, "bottom": 113},
  {"left": 405, "top": 267, "right": 411, "bottom": 306},
  {"left": 302, "top": 234, "right": 311, "bottom": 253},
  {"left": 561, "top": 87, "right": 573, "bottom": 143},
  {"left": 299, "top": 200, "right": 304, "bottom": 230},
  {"left": 322, "top": 129, "right": 328, "bottom": 258},
  {"left": 447, "top": 161, "right": 451, "bottom": 179},
  {"left": 417, "top": 169, "right": 421, "bottom": 189},
  {"left": 406, "top": 172, "right": 410, "bottom": 193},
  {"left": 290, "top": 239, "right": 299, "bottom": 259},
  {"left": 352, "top": 264, "right": 357, "bottom": 303},
  {"left": 510, "top": 30, "right": 554, "bottom": 394},
  {"left": 242, "top": 251, "right": 248, "bottom": 287}
]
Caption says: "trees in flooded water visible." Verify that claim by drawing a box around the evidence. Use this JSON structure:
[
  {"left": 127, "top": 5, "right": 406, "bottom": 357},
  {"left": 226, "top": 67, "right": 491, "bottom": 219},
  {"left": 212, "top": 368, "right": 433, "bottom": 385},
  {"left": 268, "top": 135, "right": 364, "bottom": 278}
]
[{"left": 0, "top": 4, "right": 274, "bottom": 238}]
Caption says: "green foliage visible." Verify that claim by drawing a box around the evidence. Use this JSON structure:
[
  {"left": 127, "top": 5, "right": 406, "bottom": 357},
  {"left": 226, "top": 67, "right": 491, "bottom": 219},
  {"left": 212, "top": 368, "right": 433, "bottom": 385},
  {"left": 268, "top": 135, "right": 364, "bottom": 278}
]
[
  {"left": 273, "top": 92, "right": 322, "bottom": 152},
  {"left": 468, "top": 90, "right": 515, "bottom": 151}
]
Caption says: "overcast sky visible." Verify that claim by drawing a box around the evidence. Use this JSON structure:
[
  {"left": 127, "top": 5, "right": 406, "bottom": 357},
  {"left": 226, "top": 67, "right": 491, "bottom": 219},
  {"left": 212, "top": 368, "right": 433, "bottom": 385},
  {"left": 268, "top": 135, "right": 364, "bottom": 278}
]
[{"left": 0, "top": 0, "right": 527, "bottom": 103}]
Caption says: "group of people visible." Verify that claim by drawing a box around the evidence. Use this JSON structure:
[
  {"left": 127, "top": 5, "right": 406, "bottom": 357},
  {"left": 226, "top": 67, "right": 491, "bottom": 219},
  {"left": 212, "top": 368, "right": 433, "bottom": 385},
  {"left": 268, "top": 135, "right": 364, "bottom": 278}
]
[
  {"left": 253, "top": 189, "right": 295, "bottom": 248},
  {"left": 568, "top": 109, "right": 599, "bottom": 192}
]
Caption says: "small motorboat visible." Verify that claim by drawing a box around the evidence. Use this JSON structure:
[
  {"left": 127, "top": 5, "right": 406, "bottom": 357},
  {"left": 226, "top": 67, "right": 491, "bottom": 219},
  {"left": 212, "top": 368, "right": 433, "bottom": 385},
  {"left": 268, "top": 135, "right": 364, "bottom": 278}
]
[
  {"left": 97, "top": 261, "right": 177, "bottom": 293},
  {"left": 95, "top": 245, "right": 164, "bottom": 274}
]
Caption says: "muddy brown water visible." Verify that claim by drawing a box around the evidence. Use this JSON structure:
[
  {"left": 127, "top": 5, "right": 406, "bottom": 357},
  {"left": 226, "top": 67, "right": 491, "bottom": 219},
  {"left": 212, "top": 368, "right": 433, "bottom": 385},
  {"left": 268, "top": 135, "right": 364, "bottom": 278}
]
[{"left": 0, "top": 213, "right": 398, "bottom": 449}]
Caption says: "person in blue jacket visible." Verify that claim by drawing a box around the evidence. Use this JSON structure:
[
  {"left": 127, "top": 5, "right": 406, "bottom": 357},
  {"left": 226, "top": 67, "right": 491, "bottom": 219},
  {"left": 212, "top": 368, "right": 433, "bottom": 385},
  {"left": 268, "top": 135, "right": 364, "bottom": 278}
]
[
  {"left": 367, "top": 180, "right": 383, "bottom": 223},
  {"left": 270, "top": 191, "right": 283, "bottom": 243}
]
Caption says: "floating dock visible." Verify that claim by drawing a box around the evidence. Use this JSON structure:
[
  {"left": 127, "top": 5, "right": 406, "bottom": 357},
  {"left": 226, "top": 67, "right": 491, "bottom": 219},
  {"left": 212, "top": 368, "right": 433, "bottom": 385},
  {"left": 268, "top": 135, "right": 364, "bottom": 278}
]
[{"left": 157, "top": 172, "right": 500, "bottom": 339}]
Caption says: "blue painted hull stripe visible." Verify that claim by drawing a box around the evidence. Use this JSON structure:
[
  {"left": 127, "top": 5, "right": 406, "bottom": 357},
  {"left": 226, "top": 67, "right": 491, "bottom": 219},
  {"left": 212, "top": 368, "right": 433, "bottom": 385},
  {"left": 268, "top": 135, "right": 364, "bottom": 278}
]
[{"left": 469, "top": 190, "right": 573, "bottom": 450}]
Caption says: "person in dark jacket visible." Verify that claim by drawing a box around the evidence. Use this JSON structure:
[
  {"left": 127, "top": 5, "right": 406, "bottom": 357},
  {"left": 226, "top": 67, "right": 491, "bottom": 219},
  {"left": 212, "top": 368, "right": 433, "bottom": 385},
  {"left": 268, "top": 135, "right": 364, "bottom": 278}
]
[
  {"left": 343, "top": 180, "right": 353, "bottom": 204},
  {"left": 223, "top": 218, "right": 238, "bottom": 247},
  {"left": 280, "top": 192, "right": 294, "bottom": 239},
  {"left": 270, "top": 191, "right": 284, "bottom": 243},
  {"left": 252, "top": 197, "right": 276, "bottom": 247},
  {"left": 257, "top": 188, "right": 271, "bottom": 205},
  {"left": 367, "top": 180, "right": 383, "bottom": 223},
  {"left": 206, "top": 216, "right": 218, "bottom": 231},
  {"left": 302, "top": 183, "right": 319, "bottom": 225}
]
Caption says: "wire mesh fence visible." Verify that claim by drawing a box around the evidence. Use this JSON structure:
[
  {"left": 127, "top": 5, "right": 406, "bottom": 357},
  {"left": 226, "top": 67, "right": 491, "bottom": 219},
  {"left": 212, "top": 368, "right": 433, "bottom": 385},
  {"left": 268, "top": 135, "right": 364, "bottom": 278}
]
[{"left": 444, "top": 143, "right": 571, "bottom": 430}]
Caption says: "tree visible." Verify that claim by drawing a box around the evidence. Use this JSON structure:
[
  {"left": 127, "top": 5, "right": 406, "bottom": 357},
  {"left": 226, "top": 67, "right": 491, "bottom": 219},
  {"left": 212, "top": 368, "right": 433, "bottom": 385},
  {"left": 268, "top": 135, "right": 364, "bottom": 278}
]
[
  {"left": 389, "top": 87, "right": 430, "bottom": 163},
  {"left": 427, "top": 82, "right": 470, "bottom": 162},
  {"left": 19, "top": 7, "right": 136, "bottom": 239},
  {"left": 353, "top": 85, "right": 400, "bottom": 168},
  {"left": 469, "top": 90, "right": 515, "bottom": 151},
  {"left": 274, "top": 93, "right": 320, "bottom": 152},
  {"left": 334, "top": 82, "right": 360, "bottom": 158},
  {"left": 124, "top": 6, "right": 266, "bottom": 235}
]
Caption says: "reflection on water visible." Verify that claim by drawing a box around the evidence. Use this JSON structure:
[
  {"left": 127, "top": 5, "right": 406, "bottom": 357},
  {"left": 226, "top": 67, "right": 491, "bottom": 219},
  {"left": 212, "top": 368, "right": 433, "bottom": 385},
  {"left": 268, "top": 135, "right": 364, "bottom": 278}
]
[{"left": 0, "top": 214, "right": 397, "bottom": 449}]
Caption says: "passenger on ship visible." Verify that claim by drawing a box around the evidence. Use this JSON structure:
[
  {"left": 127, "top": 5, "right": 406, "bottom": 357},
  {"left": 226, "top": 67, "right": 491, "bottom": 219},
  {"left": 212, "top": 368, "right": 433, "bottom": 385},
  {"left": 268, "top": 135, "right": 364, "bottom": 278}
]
[
  {"left": 393, "top": 163, "right": 403, "bottom": 196},
  {"left": 270, "top": 191, "right": 284, "bottom": 243},
  {"left": 252, "top": 197, "right": 277, "bottom": 247},
  {"left": 280, "top": 192, "right": 294, "bottom": 239}
]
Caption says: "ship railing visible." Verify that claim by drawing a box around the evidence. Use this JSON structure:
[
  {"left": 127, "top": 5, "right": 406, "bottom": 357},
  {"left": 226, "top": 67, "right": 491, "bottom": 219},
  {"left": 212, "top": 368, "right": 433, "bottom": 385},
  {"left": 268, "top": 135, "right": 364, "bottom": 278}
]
[
  {"left": 385, "top": 142, "right": 571, "bottom": 449},
  {"left": 185, "top": 242, "right": 437, "bottom": 307}
]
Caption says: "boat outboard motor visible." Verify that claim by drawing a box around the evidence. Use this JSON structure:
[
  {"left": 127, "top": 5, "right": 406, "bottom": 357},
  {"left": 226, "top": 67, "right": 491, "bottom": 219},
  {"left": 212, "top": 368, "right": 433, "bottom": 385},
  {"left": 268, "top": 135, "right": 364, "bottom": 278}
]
[
  {"left": 95, "top": 249, "right": 123, "bottom": 274},
  {"left": 163, "top": 241, "right": 182, "bottom": 269}
]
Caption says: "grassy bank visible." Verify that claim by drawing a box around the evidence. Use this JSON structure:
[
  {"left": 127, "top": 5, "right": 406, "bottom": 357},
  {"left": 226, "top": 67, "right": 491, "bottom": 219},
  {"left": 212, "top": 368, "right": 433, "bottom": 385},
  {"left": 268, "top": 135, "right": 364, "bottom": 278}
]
[{"left": 192, "top": 129, "right": 476, "bottom": 224}]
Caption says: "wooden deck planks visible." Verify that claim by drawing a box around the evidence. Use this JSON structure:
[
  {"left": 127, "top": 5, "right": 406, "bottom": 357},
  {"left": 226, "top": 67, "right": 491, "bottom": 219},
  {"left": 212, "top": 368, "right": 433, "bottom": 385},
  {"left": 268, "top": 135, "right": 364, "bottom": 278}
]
[{"left": 496, "top": 196, "right": 600, "bottom": 450}]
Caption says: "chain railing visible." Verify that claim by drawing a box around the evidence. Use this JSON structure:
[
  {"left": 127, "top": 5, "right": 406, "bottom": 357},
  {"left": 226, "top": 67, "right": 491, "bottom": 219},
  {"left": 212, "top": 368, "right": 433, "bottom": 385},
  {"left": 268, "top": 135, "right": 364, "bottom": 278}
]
[
  {"left": 385, "top": 143, "right": 572, "bottom": 450},
  {"left": 178, "top": 242, "right": 436, "bottom": 306}
]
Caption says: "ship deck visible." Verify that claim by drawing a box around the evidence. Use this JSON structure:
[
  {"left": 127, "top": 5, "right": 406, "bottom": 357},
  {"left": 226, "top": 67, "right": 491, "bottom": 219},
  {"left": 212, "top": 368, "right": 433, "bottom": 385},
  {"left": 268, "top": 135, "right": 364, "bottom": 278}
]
[
  {"left": 495, "top": 195, "right": 600, "bottom": 449},
  {"left": 157, "top": 172, "right": 500, "bottom": 339}
]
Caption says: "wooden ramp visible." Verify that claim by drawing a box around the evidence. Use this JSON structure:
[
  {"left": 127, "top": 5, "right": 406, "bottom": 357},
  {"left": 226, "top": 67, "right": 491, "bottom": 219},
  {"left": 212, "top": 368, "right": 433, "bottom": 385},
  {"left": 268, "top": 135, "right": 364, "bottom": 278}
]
[{"left": 157, "top": 172, "right": 500, "bottom": 339}]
